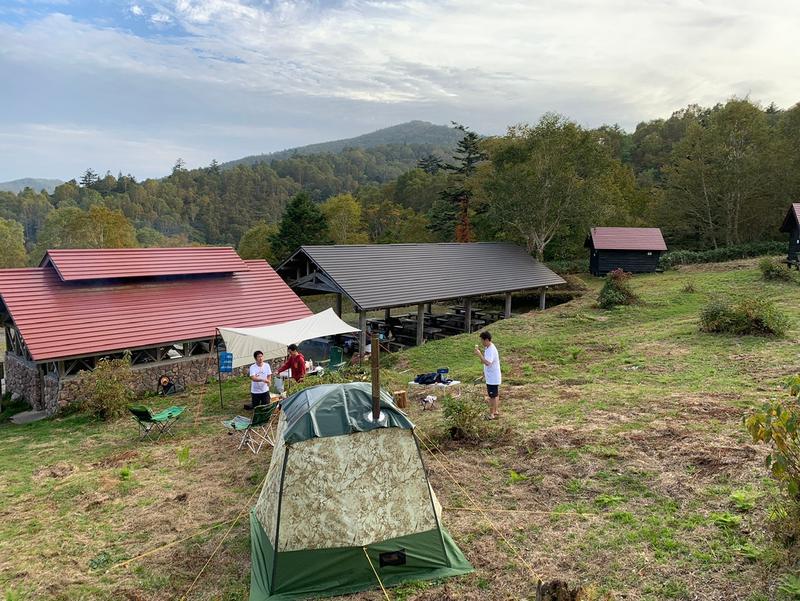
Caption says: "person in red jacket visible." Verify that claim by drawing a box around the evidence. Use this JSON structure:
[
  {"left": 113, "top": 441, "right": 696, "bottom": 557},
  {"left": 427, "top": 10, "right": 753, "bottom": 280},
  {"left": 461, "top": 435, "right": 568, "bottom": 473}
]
[{"left": 277, "top": 344, "right": 306, "bottom": 381}]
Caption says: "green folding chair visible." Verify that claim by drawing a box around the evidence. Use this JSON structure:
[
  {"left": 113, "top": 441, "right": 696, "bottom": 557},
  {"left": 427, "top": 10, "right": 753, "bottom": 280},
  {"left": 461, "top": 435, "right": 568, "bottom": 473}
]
[
  {"left": 222, "top": 402, "right": 278, "bottom": 454},
  {"left": 319, "top": 345, "right": 347, "bottom": 372},
  {"left": 129, "top": 405, "right": 186, "bottom": 441}
]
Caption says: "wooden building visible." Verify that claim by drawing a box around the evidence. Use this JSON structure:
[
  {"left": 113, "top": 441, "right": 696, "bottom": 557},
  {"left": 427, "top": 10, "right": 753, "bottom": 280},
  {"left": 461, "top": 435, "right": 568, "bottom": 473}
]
[
  {"left": 0, "top": 247, "right": 309, "bottom": 414},
  {"left": 779, "top": 204, "right": 800, "bottom": 263},
  {"left": 585, "top": 227, "right": 667, "bottom": 276}
]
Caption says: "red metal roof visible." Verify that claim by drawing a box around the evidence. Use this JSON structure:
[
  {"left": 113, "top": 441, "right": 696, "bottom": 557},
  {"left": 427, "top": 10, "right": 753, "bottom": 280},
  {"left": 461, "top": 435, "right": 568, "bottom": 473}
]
[
  {"left": 41, "top": 247, "right": 248, "bottom": 281},
  {"left": 588, "top": 227, "right": 667, "bottom": 251},
  {"left": 0, "top": 261, "right": 311, "bottom": 361},
  {"left": 779, "top": 204, "right": 800, "bottom": 233}
]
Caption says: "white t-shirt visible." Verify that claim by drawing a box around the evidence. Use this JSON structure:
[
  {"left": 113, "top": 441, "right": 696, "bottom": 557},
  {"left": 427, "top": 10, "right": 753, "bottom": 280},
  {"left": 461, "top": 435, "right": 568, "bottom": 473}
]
[
  {"left": 483, "top": 343, "right": 501, "bottom": 385},
  {"left": 249, "top": 362, "right": 272, "bottom": 394}
]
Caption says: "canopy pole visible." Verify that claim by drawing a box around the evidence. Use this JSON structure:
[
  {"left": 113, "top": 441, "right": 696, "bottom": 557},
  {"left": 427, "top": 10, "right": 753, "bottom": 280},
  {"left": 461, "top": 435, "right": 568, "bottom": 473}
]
[
  {"left": 504, "top": 292, "right": 512, "bottom": 319},
  {"left": 371, "top": 333, "right": 380, "bottom": 421},
  {"left": 464, "top": 297, "right": 472, "bottom": 333},
  {"left": 358, "top": 311, "right": 367, "bottom": 363},
  {"left": 335, "top": 293, "right": 343, "bottom": 317},
  {"left": 539, "top": 287, "right": 547, "bottom": 311},
  {"left": 215, "top": 329, "right": 223, "bottom": 410},
  {"left": 416, "top": 303, "right": 425, "bottom": 346}
]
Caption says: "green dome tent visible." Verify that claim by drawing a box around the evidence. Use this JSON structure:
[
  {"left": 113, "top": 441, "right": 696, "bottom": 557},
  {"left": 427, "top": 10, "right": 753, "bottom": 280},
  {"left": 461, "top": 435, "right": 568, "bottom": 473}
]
[{"left": 249, "top": 382, "right": 473, "bottom": 601}]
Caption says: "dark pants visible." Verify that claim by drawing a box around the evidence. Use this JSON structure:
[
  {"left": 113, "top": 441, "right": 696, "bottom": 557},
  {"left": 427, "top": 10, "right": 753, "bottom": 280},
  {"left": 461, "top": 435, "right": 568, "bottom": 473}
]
[
  {"left": 251, "top": 392, "right": 269, "bottom": 407},
  {"left": 486, "top": 384, "right": 499, "bottom": 398}
]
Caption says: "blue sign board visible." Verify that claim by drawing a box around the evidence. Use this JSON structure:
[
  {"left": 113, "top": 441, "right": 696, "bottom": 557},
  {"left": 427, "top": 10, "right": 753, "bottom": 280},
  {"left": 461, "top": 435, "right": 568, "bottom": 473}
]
[{"left": 219, "top": 352, "right": 234, "bottom": 373}]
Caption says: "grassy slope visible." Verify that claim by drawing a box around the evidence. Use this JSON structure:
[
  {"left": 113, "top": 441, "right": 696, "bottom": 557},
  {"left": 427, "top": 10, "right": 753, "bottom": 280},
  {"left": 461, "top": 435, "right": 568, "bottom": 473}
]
[{"left": 1, "top": 259, "right": 798, "bottom": 600}]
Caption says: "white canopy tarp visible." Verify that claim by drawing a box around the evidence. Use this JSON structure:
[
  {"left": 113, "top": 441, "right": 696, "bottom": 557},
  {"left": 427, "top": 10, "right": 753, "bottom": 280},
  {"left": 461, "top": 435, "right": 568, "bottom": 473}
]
[{"left": 218, "top": 308, "right": 360, "bottom": 368}]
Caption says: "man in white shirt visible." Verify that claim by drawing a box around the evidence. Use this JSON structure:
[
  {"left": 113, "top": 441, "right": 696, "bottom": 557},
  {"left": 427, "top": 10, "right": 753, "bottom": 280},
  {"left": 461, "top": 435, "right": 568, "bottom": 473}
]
[
  {"left": 474, "top": 331, "right": 501, "bottom": 419},
  {"left": 245, "top": 350, "right": 272, "bottom": 410}
]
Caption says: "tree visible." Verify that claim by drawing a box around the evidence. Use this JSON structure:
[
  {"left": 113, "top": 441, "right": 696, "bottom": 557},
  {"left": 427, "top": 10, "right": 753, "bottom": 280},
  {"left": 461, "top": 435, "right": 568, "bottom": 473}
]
[
  {"left": 80, "top": 169, "right": 99, "bottom": 188},
  {"left": 437, "top": 124, "right": 487, "bottom": 242},
  {"left": 238, "top": 222, "right": 277, "bottom": 262},
  {"left": 32, "top": 205, "right": 137, "bottom": 261},
  {"left": 417, "top": 154, "right": 442, "bottom": 175},
  {"left": 319, "top": 194, "right": 369, "bottom": 244},
  {"left": 483, "top": 114, "right": 620, "bottom": 260},
  {"left": 270, "top": 192, "right": 329, "bottom": 261},
  {"left": 0, "top": 217, "right": 27, "bottom": 267}
]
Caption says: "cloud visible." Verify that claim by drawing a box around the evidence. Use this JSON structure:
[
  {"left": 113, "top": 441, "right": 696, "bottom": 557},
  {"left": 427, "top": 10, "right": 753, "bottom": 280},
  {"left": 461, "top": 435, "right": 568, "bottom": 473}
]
[{"left": 0, "top": 0, "right": 798, "bottom": 179}]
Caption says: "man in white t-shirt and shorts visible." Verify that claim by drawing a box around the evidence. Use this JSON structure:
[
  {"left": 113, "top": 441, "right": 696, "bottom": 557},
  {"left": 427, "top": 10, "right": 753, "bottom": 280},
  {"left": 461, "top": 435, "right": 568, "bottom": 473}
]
[
  {"left": 245, "top": 350, "right": 272, "bottom": 410},
  {"left": 475, "top": 331, "right": 501, "bottom": 420}
]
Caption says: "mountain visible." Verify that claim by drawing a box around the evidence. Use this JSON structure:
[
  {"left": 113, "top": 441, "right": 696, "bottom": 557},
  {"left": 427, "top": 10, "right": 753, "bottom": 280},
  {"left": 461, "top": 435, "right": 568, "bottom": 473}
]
[
  {"left": 0, "top": 178, "right": 64, "bottom": 194},
  {"left": 222, "top": 120, "right": 463, "bottom": 168}
]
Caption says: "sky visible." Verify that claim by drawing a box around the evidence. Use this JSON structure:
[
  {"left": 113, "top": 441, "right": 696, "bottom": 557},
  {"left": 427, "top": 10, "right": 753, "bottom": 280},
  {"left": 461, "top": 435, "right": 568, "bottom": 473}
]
[{"left": 0, "top": 0, "right": 798, "bottom": 181}]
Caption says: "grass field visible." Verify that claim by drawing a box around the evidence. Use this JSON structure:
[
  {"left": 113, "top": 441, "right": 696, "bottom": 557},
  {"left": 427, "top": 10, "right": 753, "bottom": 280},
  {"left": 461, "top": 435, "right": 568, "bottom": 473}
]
[{"left": 2, "top": 258, "right": 800, "bottom": 600}]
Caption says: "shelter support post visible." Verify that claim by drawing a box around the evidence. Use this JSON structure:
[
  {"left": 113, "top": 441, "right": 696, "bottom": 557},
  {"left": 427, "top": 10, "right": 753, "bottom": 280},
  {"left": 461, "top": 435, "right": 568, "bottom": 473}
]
[
  {"left": 359, "top": 311, "right": 367, "bottom": 359},
  {"left": 464, "top": 297, "right": 472, "bottom": 333},
  {"left": 504, "top": 292, "right": 512, "bottom": 319},
  {"left": 539, "top": 287, "right": 547, "bottom": 311},
  {"left": 384, "top": 308, "right": 391, "bottom": 321},
  {"left": 335, "top": 293, "right": 343, "bottom": 317},
  {"left": 416, "top": 304, "right": 425, "bottom": 346},
  {"left": 215, "top": 330, "right": 223, "bottom": 409},
  {"left": 425, "top": 302, "right": 432, "bottom": 313}
]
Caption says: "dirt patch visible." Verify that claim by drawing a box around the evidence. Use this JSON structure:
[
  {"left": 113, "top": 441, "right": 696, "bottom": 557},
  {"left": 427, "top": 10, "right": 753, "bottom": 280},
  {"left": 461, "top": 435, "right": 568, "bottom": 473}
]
[
  {"left": 94, "top": 449, "right": 139, "bottom": 468},
  {"left": 34, "top": 462, "right": 74, "bottom": 480}
]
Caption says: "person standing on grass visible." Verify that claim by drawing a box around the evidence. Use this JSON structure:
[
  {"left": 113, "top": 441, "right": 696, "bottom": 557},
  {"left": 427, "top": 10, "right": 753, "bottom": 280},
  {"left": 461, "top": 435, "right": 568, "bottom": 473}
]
[
  {"left": 277, "top": 344, "right": 306, "bottom": 382},
  {"left": 245, "top": 350, "right": 272, "bottom": 410},
  {"left": 474, "top": 331, "right": 501, "bottom": 419}
]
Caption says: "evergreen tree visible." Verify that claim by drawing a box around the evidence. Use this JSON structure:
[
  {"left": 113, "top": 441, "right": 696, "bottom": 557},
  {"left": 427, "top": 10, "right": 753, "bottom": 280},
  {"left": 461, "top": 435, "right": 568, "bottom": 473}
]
[
  {"left": 270, "top": 192, "right": 329, "bottom": 261},
  {"left": 79, "top": 168, "right": 99, "bottom": 188},
  {"left": 0, "top": 217, "right": 28, "bottom": 267}
]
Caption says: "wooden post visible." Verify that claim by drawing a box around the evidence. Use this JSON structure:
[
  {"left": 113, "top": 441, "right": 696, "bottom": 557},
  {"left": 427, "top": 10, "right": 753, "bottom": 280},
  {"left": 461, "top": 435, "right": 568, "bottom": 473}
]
[
  {"left": 393, "top": 390, "right": 407, "bottom": 409},
  {"left": 539, "top": 287, "right": 547, "bottom": 311},
  {"left": 384, "top": 308, "right": 391, "bottom": 321},
  {"left": 464, "top": 297, "right": 472, "bottom": 333},
  {"left": 416, "top": 303, "right": 425, "bottom": 346},
  {"left": 504, "top": 292, "right": 512, "bottom": 319},
  {"left": 425, "top": 302, "right": 432, "bottom": 313},
  {"left": 371, "top": 333, "right": 380, "bottom": 420},
  {"left": 335, "top": 293, "right": 343, "bottom": 317},
  {"left": 358, "top": 311, "right": 367, "bottom": 360}
]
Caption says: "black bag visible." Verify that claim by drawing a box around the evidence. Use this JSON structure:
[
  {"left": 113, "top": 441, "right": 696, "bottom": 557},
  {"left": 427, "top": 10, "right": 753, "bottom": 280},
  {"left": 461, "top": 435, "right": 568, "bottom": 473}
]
[{"left": 414, "top": 372, "right": 438, "bottom": 385}]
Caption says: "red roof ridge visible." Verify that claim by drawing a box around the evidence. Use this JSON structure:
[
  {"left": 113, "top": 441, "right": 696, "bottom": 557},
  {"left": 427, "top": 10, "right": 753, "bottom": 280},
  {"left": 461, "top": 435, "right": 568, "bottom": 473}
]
[{"left": 588, "top": 227, "right": 667, "bottom": 251}]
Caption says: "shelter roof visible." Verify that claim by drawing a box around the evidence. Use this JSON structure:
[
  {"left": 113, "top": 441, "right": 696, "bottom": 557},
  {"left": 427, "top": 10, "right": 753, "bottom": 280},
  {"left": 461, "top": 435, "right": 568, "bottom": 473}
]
[
  {"left": 278, "top": 243, "right": 565, "bottom": 311},
  {"left": 40, "top": 247, "right": 248, "bottom": 281},
  {"left": 280, "top": 382, "right": 413, "bottom": 444},
  {"left": 780, "top": 204, "right": 800, "bottom": 233},
  {"left": 586, "top": 227, "right": 667, "bottom": 251},
  {"left": 0, "top": 259, "right": 310, "bottom": 361}
]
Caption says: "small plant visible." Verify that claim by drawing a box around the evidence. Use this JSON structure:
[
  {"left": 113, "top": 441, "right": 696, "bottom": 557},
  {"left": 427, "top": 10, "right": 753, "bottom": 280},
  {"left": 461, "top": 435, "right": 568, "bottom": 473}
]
[
  {"left": 74, "top": 352, "right": 136, "bottom": 420},
  {"left": 594, "top": 494, "right": 625, "bottom": 508},
  {"left": 746, "top": 376, "right": 800, "bottom": 499},
  {"left": 681, "top": 281, "right": 697, "bottom": 293},
  {"left": 176, "top": 446, "right": 195, "bottom": 469},
  {"left": 760, "top": 257, "right": 794, "bottom": 282},
  {"left": 118, "top": 466, "right": 132, "bottom": 481},
  {"left": 568, "top": 347, "right": 583, "bottom": 362},
  {"left": 732, "top": 541, "right": 761, "bottom": 561},
  {"left": 730, "top": 489, "right": 761, "bottom": 512},
  {"left": 710, "top": 512, "right": 742, "bottom": 529},
  {"left": 778, "top": 574, "right": 800, "bottom": 600},
  {"left": 441, "top": 390, "right": 487, "bottom": 442},
  {"left": 507, "top": 469, "right": 528, "bottom": 485},
  {"left": 597, "top": 269, "right": 638, "bottom": 309},
  {"left": 700, "top": 296, "right": 788, "bottom": 336},
  {"left": 88, "top": 551, "right": 112, "bottom": 570}
]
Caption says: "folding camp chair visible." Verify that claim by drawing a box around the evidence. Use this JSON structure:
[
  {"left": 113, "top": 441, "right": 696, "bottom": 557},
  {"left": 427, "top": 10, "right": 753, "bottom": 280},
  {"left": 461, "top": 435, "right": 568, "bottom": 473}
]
[
  {"left": 222, "top": 402, "right": 279, "bottom": 455},
  {"left": 129, "top": 405, "right": 186, "bottom": 441},
  {"left": 319, "top": 346, "right": 347, "bottom": 372}
]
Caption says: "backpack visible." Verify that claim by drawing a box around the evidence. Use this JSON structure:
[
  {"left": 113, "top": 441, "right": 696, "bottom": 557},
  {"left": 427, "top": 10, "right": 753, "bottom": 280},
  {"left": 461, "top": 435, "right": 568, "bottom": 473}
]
[{"left": 414, "top": 373, "right": 439, "bottom": 385}]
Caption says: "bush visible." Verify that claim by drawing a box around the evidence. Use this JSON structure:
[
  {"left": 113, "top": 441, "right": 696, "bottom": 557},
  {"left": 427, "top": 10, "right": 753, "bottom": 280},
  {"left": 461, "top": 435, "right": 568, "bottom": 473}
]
[
  {"left": 659, "top": 241, "right": 785, "bottom": 269},
  {"left": 548, "top": 258, "right": 588, "bottom": 275},
  {"left": 759, "top": 257, "right": 794, "bottom": 281},
  {"left": 745, "top": 376, "right": 800, "bottom": 500},
  {"left": 597, "top": 268, "right": 638, "bottom": 309},
  {"left": 700, "top": 297, "right": 789, "bottom": 336},
  {"left": 441, "top": 390, "right": 487, "bottom": 441},
  {"left": 74, "top": 354, "right": 136, "bottom": 420}
]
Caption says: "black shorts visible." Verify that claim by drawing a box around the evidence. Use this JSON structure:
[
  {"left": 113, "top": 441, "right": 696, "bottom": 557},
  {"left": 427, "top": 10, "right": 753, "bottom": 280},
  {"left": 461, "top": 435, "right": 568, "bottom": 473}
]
[
  {"left": 251, "top": 392, "right": 269, "bottom": 407},
  {"left": 486, "top": 384, "right": 499, "bottom": 398}
]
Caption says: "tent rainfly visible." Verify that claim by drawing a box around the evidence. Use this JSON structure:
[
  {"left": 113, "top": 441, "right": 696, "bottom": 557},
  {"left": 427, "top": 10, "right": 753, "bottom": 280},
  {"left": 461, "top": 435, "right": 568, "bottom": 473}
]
[
  {"left": 249, "top": 383, "right": 473, "bottom": 601},
  {"left": 218, "top": 309, "right": 359, "bottom": 368}
]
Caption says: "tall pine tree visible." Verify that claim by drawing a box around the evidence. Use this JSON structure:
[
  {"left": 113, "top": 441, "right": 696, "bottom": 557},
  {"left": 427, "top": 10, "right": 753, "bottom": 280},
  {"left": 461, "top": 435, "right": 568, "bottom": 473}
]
[{"left": 270, "top": 192, "right": 329, "bottom": 261}]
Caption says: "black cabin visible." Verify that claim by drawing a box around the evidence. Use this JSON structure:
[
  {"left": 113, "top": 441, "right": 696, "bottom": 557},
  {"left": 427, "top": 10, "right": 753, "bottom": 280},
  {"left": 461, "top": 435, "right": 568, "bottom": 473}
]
[
  {"left": 585, "top": 227, "right": 667, "bottom": 276},
  {"left": 780, "top": 204, "right": 800, "bottom": 262}
]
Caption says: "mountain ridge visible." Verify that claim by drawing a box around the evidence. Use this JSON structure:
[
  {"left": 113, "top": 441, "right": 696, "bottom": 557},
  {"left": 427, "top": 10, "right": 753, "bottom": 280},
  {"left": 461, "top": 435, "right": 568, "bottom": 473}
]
[{"left": 0, "top": 178, "right": 64, "bottom": 194}]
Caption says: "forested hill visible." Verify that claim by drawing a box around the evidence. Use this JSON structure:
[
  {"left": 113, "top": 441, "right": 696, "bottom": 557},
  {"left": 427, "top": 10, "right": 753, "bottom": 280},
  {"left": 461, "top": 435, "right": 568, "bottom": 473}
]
[
  {"left": 0, "top": 178, "right": 63, "bottom": 194},
  {"left": 222, "top": 120, "right": 462, "bottom": 168}
]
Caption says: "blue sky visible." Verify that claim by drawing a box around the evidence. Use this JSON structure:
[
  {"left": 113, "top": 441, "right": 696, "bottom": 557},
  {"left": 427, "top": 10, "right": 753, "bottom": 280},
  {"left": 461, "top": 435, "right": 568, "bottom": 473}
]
[{"left": 1, "top": 0, "right": 797, "bottom": 181}]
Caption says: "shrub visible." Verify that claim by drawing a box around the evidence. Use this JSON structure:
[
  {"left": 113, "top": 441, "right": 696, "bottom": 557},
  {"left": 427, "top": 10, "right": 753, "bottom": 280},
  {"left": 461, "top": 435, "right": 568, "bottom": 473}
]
[
  {"left": 745, "top": 376, "right": 800, "bottom": 499},
  {"left": 74, "top": 354, "right": 136, "bottom": 420},
  {"left": 441, "top": 390, "right": 487, "bottom": 441},
  {"left": 759, "top": 257, "right": 794, "bottom": 281},
  {"left": 681, "top": 281, "right": 697, "bottom": 293},
  {"left": 659, "top": 241, "right": 786, "bottom": 269},
  {"left": 700, "top": 297, "right": 788, "bottom": 336},
  {"left": 597, "top": 269, "right": 638, "bottom": 309},
  {"left": 548, "top": 258, "right": 588, "bottom": 275}
]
